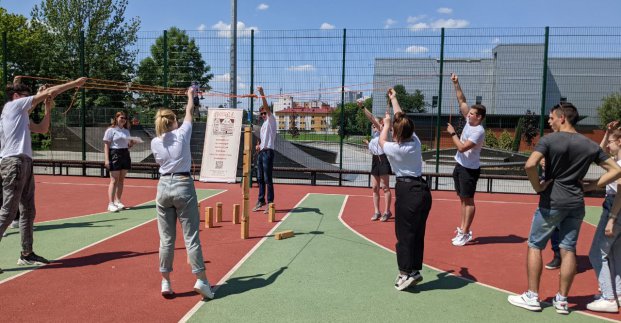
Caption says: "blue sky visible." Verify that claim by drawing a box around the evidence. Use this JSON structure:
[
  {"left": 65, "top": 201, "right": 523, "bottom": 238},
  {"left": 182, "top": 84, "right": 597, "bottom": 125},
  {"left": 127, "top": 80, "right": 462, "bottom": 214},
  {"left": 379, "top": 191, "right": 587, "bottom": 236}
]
[{"left": 3, "top": 0, "right": 621, "bottom": 31}]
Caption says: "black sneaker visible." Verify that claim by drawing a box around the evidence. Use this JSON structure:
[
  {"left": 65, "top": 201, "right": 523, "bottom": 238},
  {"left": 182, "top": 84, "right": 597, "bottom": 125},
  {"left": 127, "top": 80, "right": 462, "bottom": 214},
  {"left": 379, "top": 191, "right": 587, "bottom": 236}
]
[
  {"left": 545, "top": 256, "right": 561, "bottom": 270},
  {"left": 252, "top": 201, "right": 266, "bottom": 212},
  {"left": 394, "top": 271, "right": 423, "bottom": 291},
  {"left": 17, "top": 252, "right": 50, "bottom": 266}
]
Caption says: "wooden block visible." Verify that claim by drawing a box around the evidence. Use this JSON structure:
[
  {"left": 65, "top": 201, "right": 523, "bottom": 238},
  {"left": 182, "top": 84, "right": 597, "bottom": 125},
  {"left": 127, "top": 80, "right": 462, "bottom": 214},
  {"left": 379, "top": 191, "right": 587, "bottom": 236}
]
[
  {"left": 216, "top": 202, "right": 223, "bottom": 223},
  {"left": 268, "top": 203, "right": 275, "bottom": 222},
  {"left": 233, "top": 204, "right": 240, "bottom": 224},
  {"left": 274, "top": 230, "right": 294, "bottom": 240},
  {"left": 205, "top": 207, "right": 213, "bottom": 228}
]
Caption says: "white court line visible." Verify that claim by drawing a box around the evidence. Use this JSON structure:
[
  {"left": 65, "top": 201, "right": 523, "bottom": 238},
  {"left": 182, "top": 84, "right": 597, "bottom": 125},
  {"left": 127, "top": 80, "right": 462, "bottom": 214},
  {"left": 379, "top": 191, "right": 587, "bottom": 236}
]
[
  {"left": 179, "top": 193, "right": 312, "bottom": 323},
  {"left": 0, "top": 190, "right": 227, "bottom": 286},
  {"left": 337, "top": 195, "right": 616, "bottom": 322},
  {"left": 38, "top": 181, "right": 157, "bottom": 189}
]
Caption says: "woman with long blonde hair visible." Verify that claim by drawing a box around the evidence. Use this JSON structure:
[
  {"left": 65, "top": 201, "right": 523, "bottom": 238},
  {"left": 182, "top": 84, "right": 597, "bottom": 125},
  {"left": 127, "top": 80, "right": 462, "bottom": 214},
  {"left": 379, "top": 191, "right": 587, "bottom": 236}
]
[{"left": 150, "top": 88, "right": 214, "bottom": 300}]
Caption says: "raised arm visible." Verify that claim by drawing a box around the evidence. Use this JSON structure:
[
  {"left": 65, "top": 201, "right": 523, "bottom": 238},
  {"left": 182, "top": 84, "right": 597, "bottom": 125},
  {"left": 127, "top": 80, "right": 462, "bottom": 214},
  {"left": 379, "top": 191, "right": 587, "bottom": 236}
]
[
  {"left": 451, "top": 73, "right": 469, "bottom": 118},
  {"left": 183, "top": 87, "right": 194, "bottom": 124},
  {"left": 379, "top": 112, "right": 392, "bottom": 149},
  {"left": 31, "top": 77, "right": 87, "bottom": 109},
  {"left": 257, "top": 86, "right": 271, "bottom": 116},
  {"left": 357, "top": 99, "right": 382, "bottom": 130},
  {"left": 387, "top": 88, "right": 402, "bottom": 115},
  {"left": 29, "top": 96, "right": 53, "bottom": 134},
  {"left": 601, "top": 121, "right": 619, "bottom": 149}
]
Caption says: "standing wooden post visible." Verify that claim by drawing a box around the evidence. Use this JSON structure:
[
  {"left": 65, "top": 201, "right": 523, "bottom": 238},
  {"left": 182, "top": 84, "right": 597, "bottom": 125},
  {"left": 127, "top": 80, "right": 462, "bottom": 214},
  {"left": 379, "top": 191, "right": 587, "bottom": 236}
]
[
  {"left": 241, "top": 125, "right": 252, "bottom": 239},
  {"left": 216, "top": 202, "right": 223, "bottom": 222},
  {"left": 205, "top": 207, "right": 213, "bottom": 228},
  {"left": 233, "top": 204, "right": 240, "bottom": 224},
  {"left": 268, "top": 203, "right": 275, "bottom": 222}
]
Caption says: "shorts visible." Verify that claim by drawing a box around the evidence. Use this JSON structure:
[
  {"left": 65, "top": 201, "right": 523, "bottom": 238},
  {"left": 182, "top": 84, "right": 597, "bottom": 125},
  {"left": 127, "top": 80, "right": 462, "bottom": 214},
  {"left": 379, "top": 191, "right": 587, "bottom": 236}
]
[
  {"left": 527, "top": 207, "right": 585, "bottom": 252},
  {"left": 452, "top": 163, "right": 480, "bottom": 198},
  {"left": 371, "top": 154, "right": 392, "bottom": 176},
  {"left": 109, "top": 148, "right": 131, "bottom": 171}
]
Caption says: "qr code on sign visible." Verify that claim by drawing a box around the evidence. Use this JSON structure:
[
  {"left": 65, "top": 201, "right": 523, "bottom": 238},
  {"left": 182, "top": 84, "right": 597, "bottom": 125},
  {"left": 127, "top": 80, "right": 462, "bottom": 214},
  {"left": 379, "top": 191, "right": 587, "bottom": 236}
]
[{"left": 216, "top": 161, "right": 223, "bottom": 169}]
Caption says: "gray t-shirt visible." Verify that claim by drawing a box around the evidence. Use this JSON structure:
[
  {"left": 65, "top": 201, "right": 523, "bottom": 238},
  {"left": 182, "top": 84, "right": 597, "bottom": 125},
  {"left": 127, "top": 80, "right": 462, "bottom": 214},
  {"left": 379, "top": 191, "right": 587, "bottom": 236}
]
[{"left": 536, "top": 131, "right": 608, "bottom": 209}]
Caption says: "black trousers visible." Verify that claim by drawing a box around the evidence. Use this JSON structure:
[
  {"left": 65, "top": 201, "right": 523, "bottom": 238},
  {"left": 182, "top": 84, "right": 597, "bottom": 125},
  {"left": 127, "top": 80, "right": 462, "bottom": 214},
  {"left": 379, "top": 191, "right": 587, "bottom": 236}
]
[{"left": 395, "top": 178, "right": 432, "bottom": 273}]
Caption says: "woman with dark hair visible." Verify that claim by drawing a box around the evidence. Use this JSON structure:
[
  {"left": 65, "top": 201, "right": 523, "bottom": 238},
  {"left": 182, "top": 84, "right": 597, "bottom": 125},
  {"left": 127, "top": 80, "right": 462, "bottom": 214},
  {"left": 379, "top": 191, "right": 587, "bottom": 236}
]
[
  {"left": 379, "top": 88, "right": 432, "bottom": 291},
  {"left": 359, "top": 99, "right": 392, "bottom": 222},
  {"left": 151, "top": 88, "right": 214, "bottom": 300},
  {"left": 103, "top": 111, "right": 134, "bottom": 212}
]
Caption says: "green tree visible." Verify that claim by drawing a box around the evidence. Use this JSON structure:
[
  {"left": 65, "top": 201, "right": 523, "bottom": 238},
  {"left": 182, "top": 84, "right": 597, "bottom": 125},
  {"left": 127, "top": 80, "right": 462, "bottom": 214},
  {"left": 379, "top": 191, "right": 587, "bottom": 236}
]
[
  {"left": 135, "top": 27, "right": 213, "bottom": 113},
  {"left": 598, "top": 93, "right": 621, "bottom": 129},
  {"left": 392, "top": 85, "right": 426, "bottom": 113},
  {"left": 29, "top": 0, "right": 140, "bottom": 120},
  {"left": 484, "top": 129, "right": 498, "bottom": 148},
  {"left": 331, "top": 102, "right": 367, "bottom": 137},
  {"left": 498, "top": 130, "right": 513, "bottom": 150}
]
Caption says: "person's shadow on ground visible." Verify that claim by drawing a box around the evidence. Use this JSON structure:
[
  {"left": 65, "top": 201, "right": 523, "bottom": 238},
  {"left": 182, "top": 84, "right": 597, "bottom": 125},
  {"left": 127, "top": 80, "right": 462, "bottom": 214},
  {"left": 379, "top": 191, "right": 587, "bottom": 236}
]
[
  {"left": 214, "top": 266, "right": 288, "bottom": 298},
  {"left": 406, "top": 268, "right": 475, "bottom": 293}
]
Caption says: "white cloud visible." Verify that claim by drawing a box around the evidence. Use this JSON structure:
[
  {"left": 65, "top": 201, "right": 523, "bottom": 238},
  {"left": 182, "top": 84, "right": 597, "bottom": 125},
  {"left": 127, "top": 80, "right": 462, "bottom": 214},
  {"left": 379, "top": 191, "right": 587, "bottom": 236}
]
[
  {"left": 407, "top": 15, "right": 426, "bottom": 24},
  {"left": 437, "top": 7, "right": 453, "bottom": 14},
  {"left": 212, "top": 20, "right": 259, "bottom": 37},
  {"left": 430, "top": 18, "right": 469, "bottom": 28},
  {"left": 320, "top": 22, "right": 335, "bottom": 30},
  {"left": 257, "top": 3, "right": 269, "bottom": 10},
  {"left": 287, "top": 65, "right": 316, "bottom": 72},
  {"left": 197, "top": 24, "right": 206, "bottom": 32},
  {"left": 406, "top": 45, "right": 429, "bottom": 53},
  {"left": 492, "top": 37, "right": 501, "bottom": 44},
  {"left": 384, "top": 18, "right": 397, "bottom": 29},
  {"left": 409, "top": 22, "right": 429, "bottom": 31},
  {"left": 213, "top": 73, "right": 247, "bottom": 89}
]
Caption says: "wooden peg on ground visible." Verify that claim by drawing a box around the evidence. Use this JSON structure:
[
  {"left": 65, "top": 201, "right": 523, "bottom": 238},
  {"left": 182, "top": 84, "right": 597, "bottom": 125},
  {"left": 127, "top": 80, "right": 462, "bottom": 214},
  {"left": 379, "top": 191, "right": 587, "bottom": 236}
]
[
  {"left": 268, "top": 203, "right": 275, "bottom": 222},
  {"left": 216, "top": 202, "right": 223, "bottom": 222},
  {"left": 274, "top": 230, "right": 294, "bottom": 240},
  {"left": 205, "top": 207, "right": 213, "bottom": 228},
  {"left": 233, "top": 204, "right": 240, "bottom": 224}
]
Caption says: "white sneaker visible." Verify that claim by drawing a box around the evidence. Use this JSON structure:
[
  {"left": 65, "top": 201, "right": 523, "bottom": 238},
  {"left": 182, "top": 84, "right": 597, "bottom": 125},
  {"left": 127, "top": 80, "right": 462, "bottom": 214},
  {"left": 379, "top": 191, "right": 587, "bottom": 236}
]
[
  {"left": 553, "top": 298, "right": 569, "bottom": 315},
  {"left": 587, "top": 298, "right": 618, "bottom": 313},
  {"left": 394, "top": 271, "right": 423, "bottom": 291},
  {"left": 161, "top": 279, "right": 174, "bottom": 296},
  {"left": 451, "top": 227, "right": 463, "bottom": 242},
  {"left": 107, "top": 203, "right": 119, "bottom": 212},
  {"left": 115, "top": 201, "right": 125, "bottom": 210},
  {"left": 194, "top": 279, "right": 215, "bottom": 300},
  {"left": 508, "top": 291, "right": 541, "bottom": 311},
  {"left": 10, "top": 220, "right": 19, "bottom": 229},
  {"left": 452, "top": 231, "right": 472, "bottom": 246}
]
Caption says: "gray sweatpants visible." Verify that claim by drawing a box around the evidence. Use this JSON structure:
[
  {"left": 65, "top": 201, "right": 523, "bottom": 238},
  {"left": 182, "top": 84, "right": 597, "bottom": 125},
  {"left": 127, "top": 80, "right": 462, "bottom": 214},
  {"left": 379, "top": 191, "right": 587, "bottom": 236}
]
[{"left": 0, "top": 156, "right": 36, "bottom": 254}]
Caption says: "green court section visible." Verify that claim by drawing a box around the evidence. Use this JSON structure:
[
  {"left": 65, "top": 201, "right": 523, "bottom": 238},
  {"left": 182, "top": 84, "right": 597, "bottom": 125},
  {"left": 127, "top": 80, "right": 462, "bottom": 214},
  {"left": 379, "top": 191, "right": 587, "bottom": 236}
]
[
  {"left": 585, "top": 205, "right": 603, "bottom": 227},
  {"left": 188, "top": 193, "right": 603, "bottom": 322},
  {"left": 0, "top": 189, "right": 222, "bottom": 280}
]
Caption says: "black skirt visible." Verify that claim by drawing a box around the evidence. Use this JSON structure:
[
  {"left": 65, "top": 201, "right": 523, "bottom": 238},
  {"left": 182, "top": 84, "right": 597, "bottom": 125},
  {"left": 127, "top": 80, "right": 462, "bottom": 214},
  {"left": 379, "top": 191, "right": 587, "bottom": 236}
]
[
  {"left": 371, "top": 154, "right": 392, "bottom": 176},
  {"left": 109, "top": 148, "right": 131, "bottom": 171}
]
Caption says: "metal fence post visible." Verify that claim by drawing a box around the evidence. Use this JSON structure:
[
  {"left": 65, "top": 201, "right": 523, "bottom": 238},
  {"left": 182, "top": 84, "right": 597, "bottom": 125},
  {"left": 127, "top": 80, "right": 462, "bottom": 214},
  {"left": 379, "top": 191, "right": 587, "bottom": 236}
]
[
  {"left": 80, "top": 30, "right": 87, "bottom": 175},
  {"left": 163, "top": 30, "right": 169, "bottom": 107},
  {"left": 338, "top": 28, "right": 347, "bottom": 186},
  {"left": 539, "top": 27, "right": 549, "bottom": 138},
  {"left": 2, "top": 32, "right": 7, "bottom": 92},
  {"left": 249, "top": 29, "right": 255, "bottom": 186},
  {"left": 434, "top": 28, "right": 446, "bottom": 190}
]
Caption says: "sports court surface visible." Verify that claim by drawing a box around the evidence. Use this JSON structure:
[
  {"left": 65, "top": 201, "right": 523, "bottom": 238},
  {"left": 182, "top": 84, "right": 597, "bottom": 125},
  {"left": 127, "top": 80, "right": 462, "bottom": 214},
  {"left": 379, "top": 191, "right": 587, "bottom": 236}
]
[{"left": 0, "top": 175, "right": 618, "bottom": 322}]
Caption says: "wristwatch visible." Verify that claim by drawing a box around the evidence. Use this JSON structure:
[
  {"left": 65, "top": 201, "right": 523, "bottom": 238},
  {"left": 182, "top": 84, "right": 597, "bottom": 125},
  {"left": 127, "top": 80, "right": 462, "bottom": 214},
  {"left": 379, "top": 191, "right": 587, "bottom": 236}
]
[{"left": 450, "top": 132, "right": 457, "bottom": 137}]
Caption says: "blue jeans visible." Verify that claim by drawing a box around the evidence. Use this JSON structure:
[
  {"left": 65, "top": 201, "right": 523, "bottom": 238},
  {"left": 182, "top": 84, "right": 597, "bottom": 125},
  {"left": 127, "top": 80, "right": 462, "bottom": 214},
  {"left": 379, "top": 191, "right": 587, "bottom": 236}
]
[
  {"left": 588, "top": 194, "right": 621, "bottom": 300},
  {"left": 156, "top": 174, "right": 205, "bottom": 274},
  {"left": 256, "top": 149, "right": 274, "bottom": 204},
  {"left": 527, "top": 207, "right": 585, "bottom": 252}
]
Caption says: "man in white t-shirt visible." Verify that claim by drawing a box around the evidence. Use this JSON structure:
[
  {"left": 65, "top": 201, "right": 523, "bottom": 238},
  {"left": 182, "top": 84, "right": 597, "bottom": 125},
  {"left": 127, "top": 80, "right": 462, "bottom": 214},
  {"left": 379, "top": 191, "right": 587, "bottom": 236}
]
[
  {"left": 446, "top": 73, "right": 486, "bottom": 247},
  {"left": 252, "top": 86, "right": 277, "bottom": 214},
  {"left": 0, "top": 77, "right": 86, "bottom": 271}
]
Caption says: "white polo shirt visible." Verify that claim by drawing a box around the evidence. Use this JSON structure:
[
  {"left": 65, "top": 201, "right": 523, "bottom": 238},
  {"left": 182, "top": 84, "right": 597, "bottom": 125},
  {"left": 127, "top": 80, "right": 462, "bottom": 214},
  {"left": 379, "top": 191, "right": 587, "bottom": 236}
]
[{"left": 0, "top": 96, "right": 34, "bottom": 158}]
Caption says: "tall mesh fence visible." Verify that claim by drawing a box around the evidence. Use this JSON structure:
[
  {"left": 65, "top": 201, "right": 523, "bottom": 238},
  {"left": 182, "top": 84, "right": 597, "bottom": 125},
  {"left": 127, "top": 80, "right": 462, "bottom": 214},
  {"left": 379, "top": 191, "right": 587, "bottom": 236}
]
[{"left": 1, "top": 27, "right": 620, "bottom": 192}]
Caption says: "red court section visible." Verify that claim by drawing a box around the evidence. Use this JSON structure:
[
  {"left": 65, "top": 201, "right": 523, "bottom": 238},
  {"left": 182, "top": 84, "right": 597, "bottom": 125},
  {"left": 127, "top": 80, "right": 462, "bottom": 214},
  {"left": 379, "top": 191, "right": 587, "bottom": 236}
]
[
  {"left": 342, "top": 190, "right": 619, "bottom": 321},
  {"left": 0, "top": 177, "right": 312, "bottom": 322}
]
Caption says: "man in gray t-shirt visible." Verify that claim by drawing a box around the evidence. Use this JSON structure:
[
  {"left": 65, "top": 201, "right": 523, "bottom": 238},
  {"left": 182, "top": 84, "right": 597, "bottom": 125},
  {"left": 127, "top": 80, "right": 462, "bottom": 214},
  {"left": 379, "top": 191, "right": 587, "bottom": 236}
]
[{"left": 508, "top": 102, "right": 621, "bottom": 314}]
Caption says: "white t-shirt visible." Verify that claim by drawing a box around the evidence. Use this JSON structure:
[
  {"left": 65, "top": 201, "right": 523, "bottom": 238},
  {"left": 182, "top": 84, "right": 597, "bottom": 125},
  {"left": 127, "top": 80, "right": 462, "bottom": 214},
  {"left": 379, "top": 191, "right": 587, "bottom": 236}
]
[
  {"left": 151, "top": 122, "right": 193, "bottom": 174},
  {"left": 0, "top": 96, "right": 33, "bottom": 158},
  {"left": 103, "top": 126, "right": 131, "bottom": 149},
  {"left": 368, "top": 131, "right": 384, "bottom": 156},
  {"left": 606, "top": 159, "right": 621, "bottom": 195},
  {"left": 260, "top": 113, "right": 277, "bottom": 150},
  {"left": 382, "top": 133, "right": 423, "bottom": 177},
  {"left": 454, "top": 123, "right": 485, "bottom": 169}
]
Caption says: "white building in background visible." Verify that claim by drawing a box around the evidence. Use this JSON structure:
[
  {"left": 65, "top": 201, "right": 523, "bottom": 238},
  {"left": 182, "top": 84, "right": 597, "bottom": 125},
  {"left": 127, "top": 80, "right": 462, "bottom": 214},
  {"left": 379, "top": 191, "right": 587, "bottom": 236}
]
[
  {"left": 273, "top": 96, "right": 293, "bottom": 113},
  {"left": 346, "top": 91, "right": 363, "bottom": 104}
]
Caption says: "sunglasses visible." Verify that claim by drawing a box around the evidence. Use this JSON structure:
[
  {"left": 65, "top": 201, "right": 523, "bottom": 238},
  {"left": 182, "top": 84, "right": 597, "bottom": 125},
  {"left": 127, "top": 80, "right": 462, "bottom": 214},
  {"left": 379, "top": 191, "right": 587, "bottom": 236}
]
[
  {"left": 118, "top": 116, "right": 127, "bottom": 120},
  {"left": 260, "top": 112, "right": 267, "bottom": 116}
]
